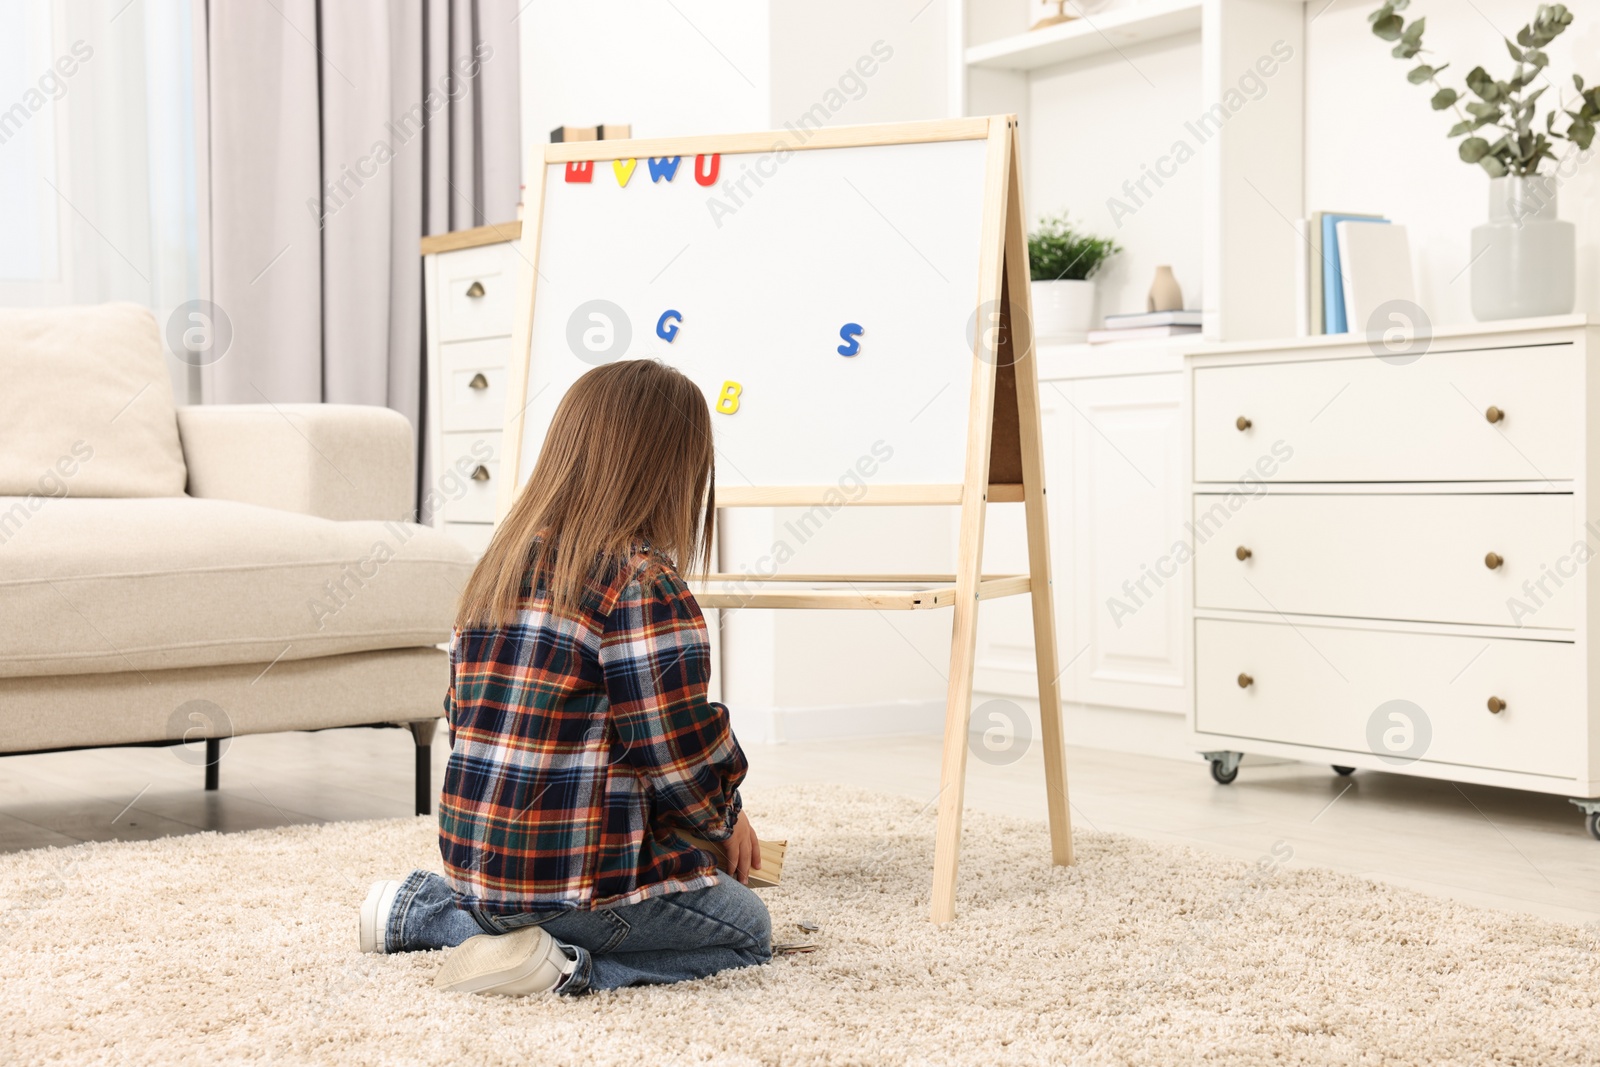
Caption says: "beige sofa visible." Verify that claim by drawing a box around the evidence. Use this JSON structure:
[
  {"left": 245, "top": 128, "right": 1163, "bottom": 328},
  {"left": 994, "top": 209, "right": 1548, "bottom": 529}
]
[{"left": 0, "top": 303, "right": 477, "bottom": 814}]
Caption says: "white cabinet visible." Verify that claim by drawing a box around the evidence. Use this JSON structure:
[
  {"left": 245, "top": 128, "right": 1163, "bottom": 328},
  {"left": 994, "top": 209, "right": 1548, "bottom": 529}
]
[
  {"left": 974, "top": 344, "right": 1193, "bottom": 753},
  {"left": 1187, "top": 316, "right": 1600, "bottom": 806},
  {"left": 1054, "top": 371, "right": 1187, "bottom": 714},
  {"left": 422, "top": 226, "right": 520, "bottom": 554}
]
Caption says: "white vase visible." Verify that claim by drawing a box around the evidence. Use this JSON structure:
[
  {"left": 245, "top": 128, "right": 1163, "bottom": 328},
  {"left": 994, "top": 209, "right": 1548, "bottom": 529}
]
[
  {"left": 1031, "top": 279, "right": 1096, "bottom": 341},
  {"left": 1470, "top": 175, "right": 1576, "bottom": 321}
]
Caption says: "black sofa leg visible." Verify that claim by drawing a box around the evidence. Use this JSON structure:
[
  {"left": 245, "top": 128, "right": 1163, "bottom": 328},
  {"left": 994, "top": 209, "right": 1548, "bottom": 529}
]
[
  {"left": 204, "top": 738, "right": 221, "bottom": 791},
  {"left": 408, "top": 719, "right": 439, "bottom": 816}
]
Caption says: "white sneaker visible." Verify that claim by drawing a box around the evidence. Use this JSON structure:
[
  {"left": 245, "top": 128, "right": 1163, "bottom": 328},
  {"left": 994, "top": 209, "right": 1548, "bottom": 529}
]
[
  {"left": 358, "top": 879, "right": 403, "bottom": 954},
  {"left": 433, "top": 926, "right": 575, "bottom": 996}
]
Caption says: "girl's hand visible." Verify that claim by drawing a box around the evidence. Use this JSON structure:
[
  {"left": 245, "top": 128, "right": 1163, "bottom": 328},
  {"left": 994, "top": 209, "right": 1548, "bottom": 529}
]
[{"left": 726, "top": 811, "right": 762, "bottom": 885}]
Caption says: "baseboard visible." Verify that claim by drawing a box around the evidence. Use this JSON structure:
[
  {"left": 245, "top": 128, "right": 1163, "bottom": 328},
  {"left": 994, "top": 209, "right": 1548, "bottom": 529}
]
[
  {"left": 728, "top": 699, "right": 946, "bottom": 745},
  {"left": 729, "top": 694, "right": 1286, "bottom": 770},
  {"left": 970, "top": 692, "right": 1209, "bottom": 765}
]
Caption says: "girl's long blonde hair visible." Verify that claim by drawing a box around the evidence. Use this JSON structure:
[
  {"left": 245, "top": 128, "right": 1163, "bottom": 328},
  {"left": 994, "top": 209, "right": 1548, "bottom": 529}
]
[{"left": 456, "top": 359, "right": 714, "bottom": 628}]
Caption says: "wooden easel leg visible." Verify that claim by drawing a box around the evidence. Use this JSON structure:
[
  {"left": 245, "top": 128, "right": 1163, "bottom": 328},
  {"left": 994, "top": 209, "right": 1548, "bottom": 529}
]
[
  {"left": 929, "top": 117, "right": 1014, "bottom": 925},
  {"left": 1004, "top": 125, "right": 1075, "bottom": 866},
  {"left": 1022, "top": 474, "right": 1073, "bottom": 865},
  {"left": 931, "top": 585, "right": 983, "bottom": 924}
]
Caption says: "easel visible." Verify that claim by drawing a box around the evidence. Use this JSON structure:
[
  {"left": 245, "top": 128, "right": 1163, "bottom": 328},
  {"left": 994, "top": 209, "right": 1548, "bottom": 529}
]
[{"left": 501, "top": 115, "right": 1073, "bottom": 923}]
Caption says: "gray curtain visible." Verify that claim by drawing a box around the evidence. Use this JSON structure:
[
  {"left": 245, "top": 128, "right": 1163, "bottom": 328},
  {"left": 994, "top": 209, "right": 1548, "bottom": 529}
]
[{"left": 201, "top": 0, "right": 521, "bottom": 515}]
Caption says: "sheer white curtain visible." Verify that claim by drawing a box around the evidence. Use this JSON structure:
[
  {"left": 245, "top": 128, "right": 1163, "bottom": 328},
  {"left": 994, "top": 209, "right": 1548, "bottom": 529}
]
[
  {"left": 0, "top": 0, "right": 202, "bottom": 404},
  {"left": 201, "top": 0, "right": 522, "bottom": 510}
]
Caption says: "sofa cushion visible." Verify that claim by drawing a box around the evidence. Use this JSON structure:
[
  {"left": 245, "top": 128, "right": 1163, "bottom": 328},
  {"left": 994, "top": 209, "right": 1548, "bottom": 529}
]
[
  {"left": 0, "top": 496, "right": 476, "bottom": 679},
  {"left": 0, "top": 302, "right": 188, "bottom": 498}
]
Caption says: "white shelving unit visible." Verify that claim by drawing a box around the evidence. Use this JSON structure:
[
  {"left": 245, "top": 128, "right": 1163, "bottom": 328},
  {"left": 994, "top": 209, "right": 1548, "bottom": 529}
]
[
  {"left": 965, "top": 0, "right": 1203, "bottom": 71},
  {"left": 952, "top": 0, "right": 1306, "bottom": 344},
  {"left": 959, "top": 0, "right": 1308, "bottom": 759}
]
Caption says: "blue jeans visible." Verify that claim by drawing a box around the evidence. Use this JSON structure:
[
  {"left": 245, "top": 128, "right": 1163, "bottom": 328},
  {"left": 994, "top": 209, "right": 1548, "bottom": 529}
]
[{"left": 386, "top": 870, "right": 773, "bottom": 994}]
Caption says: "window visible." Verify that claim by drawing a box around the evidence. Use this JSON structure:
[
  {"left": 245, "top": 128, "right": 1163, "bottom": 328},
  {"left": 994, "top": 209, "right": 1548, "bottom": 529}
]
[{"left": 0, "top": 1, "right": 63, "bottom": 284}]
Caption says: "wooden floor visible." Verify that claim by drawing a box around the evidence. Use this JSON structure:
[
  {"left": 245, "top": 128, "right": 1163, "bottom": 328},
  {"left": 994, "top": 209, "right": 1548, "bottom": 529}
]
[{"left": 3, "top": 728, "right": 1599, "bottom": 924}]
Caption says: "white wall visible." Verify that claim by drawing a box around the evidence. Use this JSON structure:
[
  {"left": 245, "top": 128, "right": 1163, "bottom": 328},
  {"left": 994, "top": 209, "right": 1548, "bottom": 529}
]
[
  {"left": 1306, "top": 0, "right": 1600, "bottom": 326},
  {"left": 768, "top": 0, "right": 950, "bottom": 127},
  {"left": 517, "top": 1, "right": 771, "bottom": 150},
  {"left": 1027, "top": 34, "right": 1206, "bottom": 322}
]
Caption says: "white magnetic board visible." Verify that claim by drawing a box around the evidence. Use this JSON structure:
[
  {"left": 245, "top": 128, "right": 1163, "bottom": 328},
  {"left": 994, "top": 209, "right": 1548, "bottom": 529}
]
[{"left": 511, "top": 134, "right": 992, "bottom": 491}]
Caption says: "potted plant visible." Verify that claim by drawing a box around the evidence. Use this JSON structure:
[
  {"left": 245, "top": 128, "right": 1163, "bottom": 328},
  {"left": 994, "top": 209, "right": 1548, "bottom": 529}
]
[
  {"left": 1370, "top": 1, "right": 1600, "bottom": 320},
  {"left": 1028, "top": 214, "right": 1120, "bottom": 341}
]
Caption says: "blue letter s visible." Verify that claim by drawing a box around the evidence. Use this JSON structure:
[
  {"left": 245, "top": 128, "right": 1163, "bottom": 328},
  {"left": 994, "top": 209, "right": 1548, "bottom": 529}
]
[{"left": 837, "top": 322, "right": 864, "bottom": 357}]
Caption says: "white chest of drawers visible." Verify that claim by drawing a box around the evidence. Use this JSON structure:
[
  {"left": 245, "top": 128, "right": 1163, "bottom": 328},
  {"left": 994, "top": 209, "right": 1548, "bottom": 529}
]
[
  {"left": 1184, "top": 315, "right": 1600, "bottom": 828},
  {"left": 421, "top": 224, "right": 521, "bottom": 556}
]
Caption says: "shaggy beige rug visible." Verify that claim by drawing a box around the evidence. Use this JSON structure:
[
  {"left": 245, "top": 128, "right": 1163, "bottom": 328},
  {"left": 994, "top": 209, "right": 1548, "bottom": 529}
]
[{"left": 3, "top": 784, "right": 1599, "bottom": 1066}]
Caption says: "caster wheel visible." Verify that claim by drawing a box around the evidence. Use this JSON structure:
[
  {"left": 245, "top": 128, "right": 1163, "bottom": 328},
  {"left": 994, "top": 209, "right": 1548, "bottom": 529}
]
[
  {"left": 1587, "top": 812, "right": 1600, "bottom": 842},
  {"left": 1210, "top": 758, "right": 1239, "bottom": 785},
  {"left": 1332, "top": 765, "right": 1356, "bottom": 777}
]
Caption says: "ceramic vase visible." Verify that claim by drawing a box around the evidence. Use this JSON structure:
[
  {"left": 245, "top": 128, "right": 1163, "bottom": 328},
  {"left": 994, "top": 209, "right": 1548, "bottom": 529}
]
[
  {"left": 1470, "top": 175, "right": 1575, "bottom": 321},
  {"left": 1147, "top": 266, "right": 1183, "bottom": 313}
]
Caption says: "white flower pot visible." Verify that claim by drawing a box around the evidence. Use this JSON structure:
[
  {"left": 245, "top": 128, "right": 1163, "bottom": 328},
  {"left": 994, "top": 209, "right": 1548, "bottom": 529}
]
[
  {"left": 1470, "top": 175, "right": 1576, "bottom": 321},
  {"left": 1030, "top": 279, "right": 1096, "bottom": 342}
]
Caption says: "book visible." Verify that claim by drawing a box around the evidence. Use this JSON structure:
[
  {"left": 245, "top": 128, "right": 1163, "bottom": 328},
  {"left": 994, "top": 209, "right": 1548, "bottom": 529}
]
[
  {"left": 680, "top": 832, "right": 788, "bottom": 889},
  {"left": 1294, "top": 218, "right": 1311, "bottom": 338},
  {"left": 549, "top": 125, "right": 598, "bottom": 143},
  {"left": 1086, "top": 324, "right": 1202, "bottom": 344},
  {"left": 550, "top": 124, "right": 633, "bottom": 143},
  {"left": 1336, "top": 221, "right": 1415, "bottom": 335},
  {"left": 1318, "top": 211, "right": 1387, "bottom": 333},
  {"left": 1101, "top": 310, "right": 1203, "bottom": 329},
  {"left": 1308, "top": 215, "right": 1323, "bottom": 334}
]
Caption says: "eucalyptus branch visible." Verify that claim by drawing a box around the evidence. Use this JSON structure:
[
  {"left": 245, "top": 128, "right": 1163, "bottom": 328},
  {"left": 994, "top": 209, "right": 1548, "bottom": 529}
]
[{"left": 1369, "top": 1, "right": 1600, "bottom": 178}]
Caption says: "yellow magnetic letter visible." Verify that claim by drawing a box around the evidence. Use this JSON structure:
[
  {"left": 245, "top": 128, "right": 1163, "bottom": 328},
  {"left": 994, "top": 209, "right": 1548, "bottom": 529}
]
[
  {"left": 715, "top": 381, "right": 742, "bottom": 415},
  {"left": 613, "top": 158, "right": 637, "bottom": 187}
]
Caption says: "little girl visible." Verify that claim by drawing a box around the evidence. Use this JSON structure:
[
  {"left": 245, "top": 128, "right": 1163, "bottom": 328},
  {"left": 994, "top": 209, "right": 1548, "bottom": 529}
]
[{"left": 358, "top": 359, "right": 769, "bottom": 996}]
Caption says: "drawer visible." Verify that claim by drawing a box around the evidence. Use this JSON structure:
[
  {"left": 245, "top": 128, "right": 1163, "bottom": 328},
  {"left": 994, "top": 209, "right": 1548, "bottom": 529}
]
[
  {"left": 1193, "top": 345, "right": 1578, "bottom": 483},
  {"left": 441, "top": 338, "right": 509, "bottom": 432},
  {"left": 436, "top": 243, "right": 515, "bottom": 342},
  {"left": 444, "top": 521, "right": 495, "bottom": 557},
  {"left": 436, "top": 431, "right": 501, "bottom": 524},
  {"left": 1195, "top": 619, "right": 1578, "bottom": 778},
  {"left": 1194, "top": 492, "right": 1576, "bottom": 629}
]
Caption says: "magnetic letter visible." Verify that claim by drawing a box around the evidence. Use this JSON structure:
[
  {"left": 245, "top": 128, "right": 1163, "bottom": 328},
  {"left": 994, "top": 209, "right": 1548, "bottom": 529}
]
[
  {"left": 613, "top": 158, "right": 638, "bottom": 187},
  {"left": 648, "top": 156, "right": 682, "bottom": 182},
  {"left": 715, "top": 381, "right": 742, "bottom": 415},
  {"left": 657, "top": 310, "right": 682, "bottom": 342},
  {"left": 564, "top": 161, "right": 594, "bottom": 183},
  {"left": 837, "top": 323, "right": 864, "bottom": 357},
  {"left": 694, "top": 154, "right": 721, "bottom": 186}
]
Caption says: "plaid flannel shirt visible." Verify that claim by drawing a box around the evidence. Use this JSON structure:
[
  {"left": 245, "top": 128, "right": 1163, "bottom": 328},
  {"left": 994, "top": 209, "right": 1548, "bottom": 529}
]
[{"left": 438, "top": 542, "right": 746, "bottom": 915}]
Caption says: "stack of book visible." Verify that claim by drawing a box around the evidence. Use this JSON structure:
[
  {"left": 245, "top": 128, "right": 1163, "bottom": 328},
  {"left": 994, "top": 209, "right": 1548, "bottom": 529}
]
[
  {"left": 1086, "top": 310, "right": 1202, "bottom": 344},
  {"left": 1294, "top": 211, "right": 1415, "bottom": 336}
]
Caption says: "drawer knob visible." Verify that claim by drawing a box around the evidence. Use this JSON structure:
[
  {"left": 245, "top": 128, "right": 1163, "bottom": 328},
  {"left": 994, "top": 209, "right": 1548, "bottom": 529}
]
[
  {"left": 1485, "top": 405, "right": 1505, "bottom": 424},
  {"left": 466, "top": 280, "right": 486, "bottom": 298},
  {"left": 468, "top": 372, "right": 489, "bottom": 390},
  {"left": 1237, "top": 672, "right": 1254, "bottom": 689},
  {"left": 1235, "top": 546, "right": 1252, "bottom": 561},
  {"left": 1235, "top": 416, "right": 1252, "bottom": 432},
  {"left": 1487, "top": 695, "right": 1507, "bottom": 714},
  {"left": 1484, "top": 551, "right": 1504, "bottom": 570},
  {"left": 470, "top": 464, "right": 491, "bottom": 482}
]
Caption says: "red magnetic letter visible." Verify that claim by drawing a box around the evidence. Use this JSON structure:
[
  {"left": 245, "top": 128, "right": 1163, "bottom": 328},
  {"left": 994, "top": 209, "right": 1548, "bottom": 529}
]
[
  {"left": 565, "top": 161, "right": 594, "bottom": 183},
  {"left": 694, "top": 154, "right": 721, "bottom": 186}
]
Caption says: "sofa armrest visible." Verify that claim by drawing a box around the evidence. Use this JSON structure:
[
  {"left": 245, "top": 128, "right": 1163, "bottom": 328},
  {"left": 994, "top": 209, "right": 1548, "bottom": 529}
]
[{"left": 176, "top": 404, "right": 415, "bottom": 522}]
